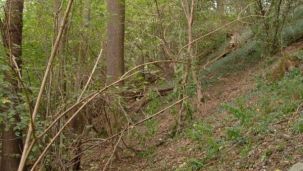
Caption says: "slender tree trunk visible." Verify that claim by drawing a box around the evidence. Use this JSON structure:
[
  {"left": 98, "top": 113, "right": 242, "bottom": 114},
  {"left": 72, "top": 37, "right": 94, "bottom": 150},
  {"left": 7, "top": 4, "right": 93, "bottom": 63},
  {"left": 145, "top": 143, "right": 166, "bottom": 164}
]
[
  {"left": 217, "top": 0, "right": 224, "bottom": 16},
  {"left": 76, "top": 0, "right": 91, "bottom": 90},
  {"left": 71, "top": 0, "right": 91, "bottom": 170},
  {"left": 154, "top": 0, "right": 175, "bottom": 80},
  {"left": 0, "top": 0, "right": 24, "bottom": 170},
  {"left": 106, "top": 0, "right": 125, "bottom": 84},
  {"left": 181, "top": 0, "right": 202, "bottom": 106},
  {"left": 53, "top": 0, "right": 68, "bottom": 102},
  {"left": 104, "top": 1, "right": 125, "bottom": 157},
  {"left": 136, "top": 55, "right": 145, "bottom": 78},
  {"left": 50, "top": 1, "right": 67, "bottom": 169}
]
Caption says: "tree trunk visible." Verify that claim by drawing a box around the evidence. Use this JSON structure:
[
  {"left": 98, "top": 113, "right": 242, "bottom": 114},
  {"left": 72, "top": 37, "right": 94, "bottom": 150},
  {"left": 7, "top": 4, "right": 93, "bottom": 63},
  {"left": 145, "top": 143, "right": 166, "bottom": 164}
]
[
  {"left": 105, "top": 0, "right": 125, "bottom": 84},
  {"left": 217, "top": 0, "right": 224, "bottom": 16},
  {"left": 154, "top": 0, "right": 174, "bottom": 80},
  {"left": 136, "top": 55, "right": 145, "bottom": 78},
  {"left": 104, "top": 1, "right": 125, "bottom": 154},
  {"left": 51, "top": 1, "right": 66, "bottom": 170},
  {"left": 76, "top": 0, "right": 91, "bottom": 90},
  {"left": 70, "top": 0, "right": 92, "bottom": 169},
  {"left": 0, "top": 0, "right": 24, "bottom": 170},
  {"left": 53, "top": 0, "right": 68, "bottom": 102}
]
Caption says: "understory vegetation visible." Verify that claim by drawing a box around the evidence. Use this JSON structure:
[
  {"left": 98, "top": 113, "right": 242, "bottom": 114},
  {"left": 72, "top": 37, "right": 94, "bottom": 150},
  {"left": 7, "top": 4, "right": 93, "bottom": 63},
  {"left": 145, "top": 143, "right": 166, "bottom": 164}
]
[
  {"left": 0, "top": 0, "right": 303, "bottom": 170},
  {"left": 181, "top": 61, "right": 303, "bottom": 170}
]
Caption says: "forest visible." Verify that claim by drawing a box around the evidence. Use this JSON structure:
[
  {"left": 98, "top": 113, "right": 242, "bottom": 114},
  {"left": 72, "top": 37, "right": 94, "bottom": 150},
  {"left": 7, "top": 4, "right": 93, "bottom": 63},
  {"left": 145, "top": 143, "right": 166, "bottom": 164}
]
[{"left": 0, "top": 0, "right": 303, "bottom": 170}]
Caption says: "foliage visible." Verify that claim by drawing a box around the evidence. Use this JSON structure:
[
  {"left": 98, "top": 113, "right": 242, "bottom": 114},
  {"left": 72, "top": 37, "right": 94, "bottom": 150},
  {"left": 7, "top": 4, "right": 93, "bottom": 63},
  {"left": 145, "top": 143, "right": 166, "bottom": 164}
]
[
  {"left": 0, "top": 0, "right": 303, "bottom": 170},
  {"left": 185, "top": 121, "right": 222, "bottom": 160},
  {"left": 185, "top": 158, "right": 204, "bottom": 171},
  {"left": 226, "top": 68, "right": 303, "bottom": 132},
  {"left": 293, "top": 118, "right": 303, "bottom": 134},
  {"left": 180, "top": 61, "right": 303, "bottom": 169}
]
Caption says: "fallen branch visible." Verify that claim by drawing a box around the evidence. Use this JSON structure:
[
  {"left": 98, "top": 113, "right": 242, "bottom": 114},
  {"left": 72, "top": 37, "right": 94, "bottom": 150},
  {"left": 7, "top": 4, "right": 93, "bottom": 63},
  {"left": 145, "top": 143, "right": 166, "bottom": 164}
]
[
  {"left": 202, "top": 48, "right": 233, "bottom": 70},
  {"left": 128, "top": 87, "right": 174, "bottom": 113},
  {"left": 124, "top": 87, "right": 173, "bottom": 100}
]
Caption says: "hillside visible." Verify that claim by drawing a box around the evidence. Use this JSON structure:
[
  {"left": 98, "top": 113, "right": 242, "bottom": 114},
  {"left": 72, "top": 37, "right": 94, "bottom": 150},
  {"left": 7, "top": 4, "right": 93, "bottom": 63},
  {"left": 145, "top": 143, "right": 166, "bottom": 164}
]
[
  {"left": 1, "top": 1, "right": 303, "bottom": 171},
  {"left": 89, "top": 39, "right": 302, "bottom": 171}
]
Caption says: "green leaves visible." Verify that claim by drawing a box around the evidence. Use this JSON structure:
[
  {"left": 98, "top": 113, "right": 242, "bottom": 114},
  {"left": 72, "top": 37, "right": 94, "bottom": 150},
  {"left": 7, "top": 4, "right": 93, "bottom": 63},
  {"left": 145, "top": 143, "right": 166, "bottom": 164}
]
[
  {"left": 293, "top": 118, "right": 303, "bottom": 134},
  {"left": 223, "top": 101, "right": 254, "bottom": 126}
]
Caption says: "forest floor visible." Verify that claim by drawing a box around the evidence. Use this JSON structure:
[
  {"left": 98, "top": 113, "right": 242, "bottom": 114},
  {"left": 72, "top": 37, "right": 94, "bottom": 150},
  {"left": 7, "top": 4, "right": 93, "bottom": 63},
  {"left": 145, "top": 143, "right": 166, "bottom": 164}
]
[
  {"left": 139, "top": 61, "right": 261, "bottom": 171},
  {"left": 86, "top": 40, "right": 303, "bottom": 171}
]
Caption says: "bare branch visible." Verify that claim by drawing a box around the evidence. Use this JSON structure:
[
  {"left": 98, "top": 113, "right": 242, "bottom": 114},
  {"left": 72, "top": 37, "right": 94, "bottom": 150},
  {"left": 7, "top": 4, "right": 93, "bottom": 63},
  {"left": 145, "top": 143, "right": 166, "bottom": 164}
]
[
  {"left": 18, "top": 0, "right": 75, "bottom": 170},
  {"left": 102, "top": 132, "right": 124, "bottom": 171},
  {"left": 77, "top": 49, "right": 103, "bottom": 102}
]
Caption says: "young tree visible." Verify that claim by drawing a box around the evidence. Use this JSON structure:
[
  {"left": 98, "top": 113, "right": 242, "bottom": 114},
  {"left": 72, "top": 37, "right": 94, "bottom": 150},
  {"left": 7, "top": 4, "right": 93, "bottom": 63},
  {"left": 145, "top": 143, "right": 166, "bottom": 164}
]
[
  {"left": 181, "top": 0, "right": 203, "bottom": 109},
  {"left": 0, "top": 0, "right": 24, "bottom": 170},
  {"left": 217, "top": 0, "right": 225, "bottom": 16},
  {"left": 105, "top": 0, "right": 125, "bottom": 84},
  {"left": 70, "top": 0, "right": 92, "bottom": 169}
]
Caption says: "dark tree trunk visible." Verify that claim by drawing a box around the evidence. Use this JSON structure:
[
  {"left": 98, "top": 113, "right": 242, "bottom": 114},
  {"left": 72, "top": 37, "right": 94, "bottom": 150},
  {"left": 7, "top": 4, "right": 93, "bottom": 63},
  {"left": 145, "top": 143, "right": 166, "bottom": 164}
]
[
  {"left": 106, "top": 0, "right": 125, "bottom": 84},
  {"left": 0, "top": 0, "right": 24, "bottom": 170}
]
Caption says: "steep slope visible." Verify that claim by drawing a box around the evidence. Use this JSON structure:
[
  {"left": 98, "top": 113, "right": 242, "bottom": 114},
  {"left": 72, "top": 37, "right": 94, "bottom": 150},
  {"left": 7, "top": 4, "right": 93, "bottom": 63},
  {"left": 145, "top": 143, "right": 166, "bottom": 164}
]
[{"left": 99, "top": 40, "right": 303, "bottom": 171}]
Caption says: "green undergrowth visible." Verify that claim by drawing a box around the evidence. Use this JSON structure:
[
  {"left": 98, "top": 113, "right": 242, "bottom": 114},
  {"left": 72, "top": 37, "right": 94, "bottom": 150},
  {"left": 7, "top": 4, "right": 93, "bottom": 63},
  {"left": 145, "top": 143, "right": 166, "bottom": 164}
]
[
  {"left": 282, "top": 6, "right": 303, "bottom": 45},
  {"left": 201, "top": 6, "right": 303, "bottom": 88},
  {"left": 179, "top": 68, "right": 303, "bottom": 170},
  {"left": 200, "top": 36, "right": 266, "bottom": 91}
]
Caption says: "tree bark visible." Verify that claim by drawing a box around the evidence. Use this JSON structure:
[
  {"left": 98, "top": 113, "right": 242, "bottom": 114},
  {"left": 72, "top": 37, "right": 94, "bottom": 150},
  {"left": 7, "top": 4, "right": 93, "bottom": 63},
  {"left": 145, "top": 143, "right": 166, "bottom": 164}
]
[
  {"left": 217, "top": 0, "right": 224, "bottom": 16},
  {"left": 154, "top": 0, "right": 175, "bottom": 80},
  {"left": 0, "top": 0, "right": 24, "bottom": 170},
  {"left": 181, "top": 0, "right": 202, "bottom": 104},
  {"left": 76, "top": 0, "right": 91, "bottom": 90},
  {"left": 71, "top": 0, "right": 92, "bottom": 170},
  {"left": 53, "top": 0, "right": 68, "bottom": 102},
  {"left": 105, "top": 0, "right": 125, "bottom": 84}
]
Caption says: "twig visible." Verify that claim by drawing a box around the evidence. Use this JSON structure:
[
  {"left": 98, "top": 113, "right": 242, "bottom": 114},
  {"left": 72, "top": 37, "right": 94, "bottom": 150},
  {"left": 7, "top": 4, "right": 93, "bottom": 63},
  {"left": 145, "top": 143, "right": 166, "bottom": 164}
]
[
  {"left": 30, "top": 62, "right": 185, "bottom": 170},
  {"left": 202, "top": 49, "right": 231, "bottom": 70},
  {"left": 31, "top": 92, "right": 101, "bottom": 170},
  {"left": 77, "top": 49, "right": 103, "bottom": 102},
  {"left": 59, "top": 97, "right": 188, "bottom": 164},
  {"left": 102, "top": 132, "right": 124, "bottom": 171},
  {"left": 96, "top": 96, "right": 188, "bottom": 143},
  {"left": 18, "top": 1, "right": 74, "bottom": 170},
  {"left": 23, "top": 60, "right": 181, "bottom": 170},
  {"left": 120, "top": 60, "right": 185, "bottom": 79},
  {"left": 39, "top": 61, "right": 180, "bottom": 138},
  {"left": 177, "top": 14, "right": 265, "bottom": 55},
  {"left": 118, "top": 98, "right": 134, "bottom": 125}
]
